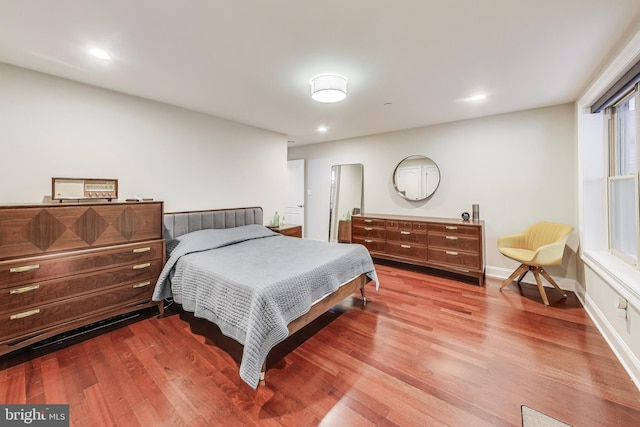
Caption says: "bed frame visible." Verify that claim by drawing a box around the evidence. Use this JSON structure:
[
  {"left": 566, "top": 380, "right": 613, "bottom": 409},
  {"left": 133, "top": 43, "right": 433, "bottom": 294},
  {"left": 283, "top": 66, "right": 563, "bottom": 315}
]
[{"left": 162, "top": 206, "right": 371, "bottom": 382}]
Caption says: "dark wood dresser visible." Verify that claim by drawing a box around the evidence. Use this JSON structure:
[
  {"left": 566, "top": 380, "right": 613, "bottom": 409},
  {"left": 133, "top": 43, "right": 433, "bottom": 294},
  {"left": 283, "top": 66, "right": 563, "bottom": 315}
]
[
  {"left": 0, "top": 201, "right": 164, "bottom": 356},
  {"left": 352, "top": 213, "right": 485, "bottom": 285}
]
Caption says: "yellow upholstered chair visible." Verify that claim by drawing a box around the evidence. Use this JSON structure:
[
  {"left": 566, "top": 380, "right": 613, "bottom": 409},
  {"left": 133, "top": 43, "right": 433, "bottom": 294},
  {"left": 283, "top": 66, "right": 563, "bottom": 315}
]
[{"left": 498, "top": 222, "right": 574, "bottom": 306}]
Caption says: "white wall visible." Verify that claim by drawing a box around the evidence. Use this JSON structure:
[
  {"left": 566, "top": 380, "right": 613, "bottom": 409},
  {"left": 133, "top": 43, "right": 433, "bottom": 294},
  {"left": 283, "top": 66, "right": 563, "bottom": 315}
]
[
  {"left": 0, "top": 62, "right": 288, "bottom": 216},
  {"left": 289, "top": 104, "right": 578, "bottom": 285}
]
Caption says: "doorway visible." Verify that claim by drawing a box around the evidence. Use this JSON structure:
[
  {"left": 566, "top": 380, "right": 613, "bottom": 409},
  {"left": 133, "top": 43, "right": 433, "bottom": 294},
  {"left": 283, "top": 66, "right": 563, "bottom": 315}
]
[{"left": 286, "top": 159, "right": 305, "bottom": 228}]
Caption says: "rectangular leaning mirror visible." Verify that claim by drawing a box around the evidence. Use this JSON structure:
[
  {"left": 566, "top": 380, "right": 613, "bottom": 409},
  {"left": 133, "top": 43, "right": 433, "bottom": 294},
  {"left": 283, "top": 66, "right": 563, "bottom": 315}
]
[{"left": 329, "top": 163, "right": 363, "bottom": 242}]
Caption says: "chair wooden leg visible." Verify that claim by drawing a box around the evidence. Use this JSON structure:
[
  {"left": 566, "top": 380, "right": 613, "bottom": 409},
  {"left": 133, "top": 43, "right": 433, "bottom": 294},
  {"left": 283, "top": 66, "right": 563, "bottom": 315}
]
[
  {"left": 500, "top": 264, "right": 528, "bottom": 290},
  {"left": 532, "top": 269, "right": 550, "bottom": 306},
  {"left": 539, "top": 268, "right": 568, "bottom": 299},
  {"left": 516, "top": 267, "right": 529, "bottom": 284}
]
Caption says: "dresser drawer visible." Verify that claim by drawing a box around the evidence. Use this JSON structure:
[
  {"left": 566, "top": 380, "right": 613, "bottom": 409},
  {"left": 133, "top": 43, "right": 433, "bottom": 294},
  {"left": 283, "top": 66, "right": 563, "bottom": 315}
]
[
  {"left": 386, "top": 220, "right": 399, "bottom": 229},
  {"left": 387, "top": 242, "right": 426, "bottom": 259},
  {"left": 352, "top": 237, "right": 386, "bottom": 254},
  {"left": 353, "top": 217, "right": 386, "bottom": 228},
  {"left": 427, "top": 224, "right": 480, "bottom": 237},
  {"left": 428, "top": 248, "right": 480, "bottom": 270},
  {"left": 0, "top": 240, "right": 164, "bottom": 289},
  {"left": 386, "top": 229, "right": 427, "bottom": 245},
  {"left": 2, "top": 259, "right": 162, "bottom": 314},
  {"left": 1, "top": 281, "right": 154, "bottom": 342},
  {"left": 411, "top": 222, "right": 427, "bottom": 231},
  {"left": 387, "top": 220, "right": 428, "bottom": 231},
  {"left": 352, "top": 225, "right": 386, "bottom": 240},
  {"left": 428, "top": 234, "right": 479, "bottom": 253}
]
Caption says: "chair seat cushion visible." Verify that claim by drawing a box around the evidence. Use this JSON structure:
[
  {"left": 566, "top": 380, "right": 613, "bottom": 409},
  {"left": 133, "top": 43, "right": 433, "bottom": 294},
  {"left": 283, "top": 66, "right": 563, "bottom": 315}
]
[{"left": 499, "top": 247, "right": 536, "bottom": 263}]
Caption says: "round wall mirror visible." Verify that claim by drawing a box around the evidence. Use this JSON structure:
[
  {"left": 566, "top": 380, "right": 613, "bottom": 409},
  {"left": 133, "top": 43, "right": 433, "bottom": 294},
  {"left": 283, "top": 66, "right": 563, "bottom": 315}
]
[{"left": 393, "top": 155, "right": 441, "bottom": 201}]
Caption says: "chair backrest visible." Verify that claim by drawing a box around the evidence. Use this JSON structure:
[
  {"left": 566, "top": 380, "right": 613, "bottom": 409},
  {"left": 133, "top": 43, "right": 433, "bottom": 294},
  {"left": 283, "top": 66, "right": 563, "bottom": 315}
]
[{"left": 524, "top": 221, "right": 574, "bottom": 251}]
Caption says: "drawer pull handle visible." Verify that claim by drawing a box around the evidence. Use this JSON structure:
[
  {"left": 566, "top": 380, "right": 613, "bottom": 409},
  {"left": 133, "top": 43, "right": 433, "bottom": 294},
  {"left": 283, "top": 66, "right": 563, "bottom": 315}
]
[
  {"left": 10, "top": 264, "right": 40, "bottom": 273},
  {"left": 364, "top": 227, "right": 373, "bottom": 231},
  {"left": 445, "top": 226, "right": 458, "bottom": 230},
  {"left": 133, "top": 247, "right": 151, "bottom": 253},
  {"left": 446, "top": 251, "right": 459, "bottom": 255},
  {"left": 364, "top": 239, "right": 373, "bottom": 243},
  {"left": 364, "top": 219, "right": 373, "bottom": 223},
  {"left": 133, "top": 281, "right": 151, "bottom": 288},
  {"left": 401, "top": 244, "right": 411, "bottom": 249},
  {"left": 11, "top": 309, "right": 40, "bottom": 320},
  {"left": 133, "top": 263, "right": 151, "bottom": 270},
  {"left": 10, "top": 284, "right": 40, "bottom": 295},
  {"left": 446, "top": 236, "right": 458, "bottom": 240},
  {"left": 401, "top": 231, "right": 411, "bottom": 235}
]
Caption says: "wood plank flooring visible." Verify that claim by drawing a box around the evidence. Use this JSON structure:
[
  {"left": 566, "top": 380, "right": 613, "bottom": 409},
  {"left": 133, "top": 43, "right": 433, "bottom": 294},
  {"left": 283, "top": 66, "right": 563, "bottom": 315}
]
[{"left": 2, "top": 262, "right": 640, "bottom": 426}]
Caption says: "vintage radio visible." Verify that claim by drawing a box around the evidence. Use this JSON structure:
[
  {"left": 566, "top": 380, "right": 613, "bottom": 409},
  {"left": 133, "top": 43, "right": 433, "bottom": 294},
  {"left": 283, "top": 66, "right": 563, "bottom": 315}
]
[{"left": 52, "top": 177, "right": 118, "bottom": 201}]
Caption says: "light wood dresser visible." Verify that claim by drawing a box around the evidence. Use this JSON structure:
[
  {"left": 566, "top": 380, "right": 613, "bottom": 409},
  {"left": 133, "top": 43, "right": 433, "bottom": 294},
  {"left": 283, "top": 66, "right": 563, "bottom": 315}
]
[
  {"left": 352, "top": 213, "right": 485, "bottom": 285},
  {"left": 0, "top": 201, "right": 164, "bottom": 356}
]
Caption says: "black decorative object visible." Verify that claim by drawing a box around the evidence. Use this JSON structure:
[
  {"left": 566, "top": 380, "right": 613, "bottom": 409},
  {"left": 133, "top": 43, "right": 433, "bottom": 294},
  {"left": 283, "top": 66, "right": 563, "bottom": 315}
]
[{"left": 461, "top": 212, "right": 470, "bottom": 221}]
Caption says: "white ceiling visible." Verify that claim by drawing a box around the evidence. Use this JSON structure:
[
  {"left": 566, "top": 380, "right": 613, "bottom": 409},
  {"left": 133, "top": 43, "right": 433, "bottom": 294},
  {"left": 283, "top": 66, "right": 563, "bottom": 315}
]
[{"left": 1, "top": 0, "right": 639, "bottom": 145}]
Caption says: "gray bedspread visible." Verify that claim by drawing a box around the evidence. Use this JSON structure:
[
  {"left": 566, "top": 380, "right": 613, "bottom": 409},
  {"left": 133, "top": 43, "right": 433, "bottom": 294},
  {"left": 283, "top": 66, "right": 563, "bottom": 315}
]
[{"left": 152, "top": 224, "right": 378, "bottom": 388}]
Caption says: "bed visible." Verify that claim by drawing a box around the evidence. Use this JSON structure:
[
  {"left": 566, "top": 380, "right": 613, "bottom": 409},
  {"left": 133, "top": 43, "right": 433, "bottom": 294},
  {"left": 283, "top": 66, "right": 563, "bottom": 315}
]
[{"left": 152, "top": 207, "right": 378, "bottom": 388}]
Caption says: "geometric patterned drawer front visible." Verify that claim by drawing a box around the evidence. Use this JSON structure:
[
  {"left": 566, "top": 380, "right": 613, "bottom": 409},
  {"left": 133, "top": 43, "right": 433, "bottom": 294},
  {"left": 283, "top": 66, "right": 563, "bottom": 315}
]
[{"left": 0, "top": 202, "right": 163, "bottom": 259}]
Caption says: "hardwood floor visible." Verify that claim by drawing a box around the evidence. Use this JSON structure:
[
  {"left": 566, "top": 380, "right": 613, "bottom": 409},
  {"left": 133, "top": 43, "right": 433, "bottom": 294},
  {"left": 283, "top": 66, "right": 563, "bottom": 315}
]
[{"left": 2, "top": 262, "right": 640, "bottom": 426}]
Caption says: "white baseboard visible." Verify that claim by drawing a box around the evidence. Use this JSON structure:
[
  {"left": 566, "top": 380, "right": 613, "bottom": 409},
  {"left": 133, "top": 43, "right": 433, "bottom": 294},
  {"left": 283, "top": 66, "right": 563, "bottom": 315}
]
[
  {"left": 485, "top": 265, "right": 577, "bottom": 292},
  {"left": 574, "top": 282, "right": 640, "bottom": 391}
]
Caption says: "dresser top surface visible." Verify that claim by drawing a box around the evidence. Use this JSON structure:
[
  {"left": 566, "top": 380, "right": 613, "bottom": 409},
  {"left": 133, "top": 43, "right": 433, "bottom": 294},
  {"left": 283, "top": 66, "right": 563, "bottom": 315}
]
[
  {"left": 0, "top": 200, "right": 162, "bottom": 209},
  {"left": 354, "top": 213, "right": 484, "bottom": 226}
]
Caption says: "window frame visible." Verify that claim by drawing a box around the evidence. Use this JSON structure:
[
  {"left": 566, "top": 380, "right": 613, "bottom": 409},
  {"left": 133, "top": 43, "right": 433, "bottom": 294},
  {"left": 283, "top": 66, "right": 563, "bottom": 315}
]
[{"left": 606, "top": 84, "right": 640, "bottom": 267}]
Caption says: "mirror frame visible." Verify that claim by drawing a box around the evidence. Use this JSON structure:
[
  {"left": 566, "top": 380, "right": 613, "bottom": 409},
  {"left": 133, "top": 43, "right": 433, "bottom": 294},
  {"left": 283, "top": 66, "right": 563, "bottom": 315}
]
[{"left": 392, "top": 155, "right": 441, "bottom": 201}]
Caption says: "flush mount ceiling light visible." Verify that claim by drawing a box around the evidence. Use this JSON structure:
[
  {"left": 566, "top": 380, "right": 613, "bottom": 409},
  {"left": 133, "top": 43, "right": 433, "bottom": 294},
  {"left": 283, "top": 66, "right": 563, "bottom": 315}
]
[
  {"left": 89, "top": 48, "right": 111, "bottom": 60},
  {"left": 310, "top": 73, "right": 347, "bottom": 103}
]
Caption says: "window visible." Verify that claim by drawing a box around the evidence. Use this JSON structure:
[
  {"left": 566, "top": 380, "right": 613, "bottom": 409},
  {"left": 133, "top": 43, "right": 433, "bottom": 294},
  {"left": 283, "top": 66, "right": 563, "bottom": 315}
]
[{"left": 607, "top": 86, "right": 639, "bottom": 265}]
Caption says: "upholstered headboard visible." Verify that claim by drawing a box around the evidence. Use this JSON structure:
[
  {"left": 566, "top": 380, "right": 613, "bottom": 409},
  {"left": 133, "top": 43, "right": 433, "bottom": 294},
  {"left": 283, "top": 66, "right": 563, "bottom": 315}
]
[{"left": 163, "top": 207, "right": 264, "bottom": 241}]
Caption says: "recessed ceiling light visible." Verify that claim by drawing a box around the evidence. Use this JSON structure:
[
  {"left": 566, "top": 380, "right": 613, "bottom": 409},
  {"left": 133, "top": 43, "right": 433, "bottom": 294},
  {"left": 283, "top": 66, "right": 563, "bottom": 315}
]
[
  {"left": 464, "top": 94, "right": 487, "bottom": 102},
  {"left": 317, "top": 126, "right": 328, "bottom": 133},
  {"left": 89, "top": 48, "right": 111, "bottom": 60}
]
